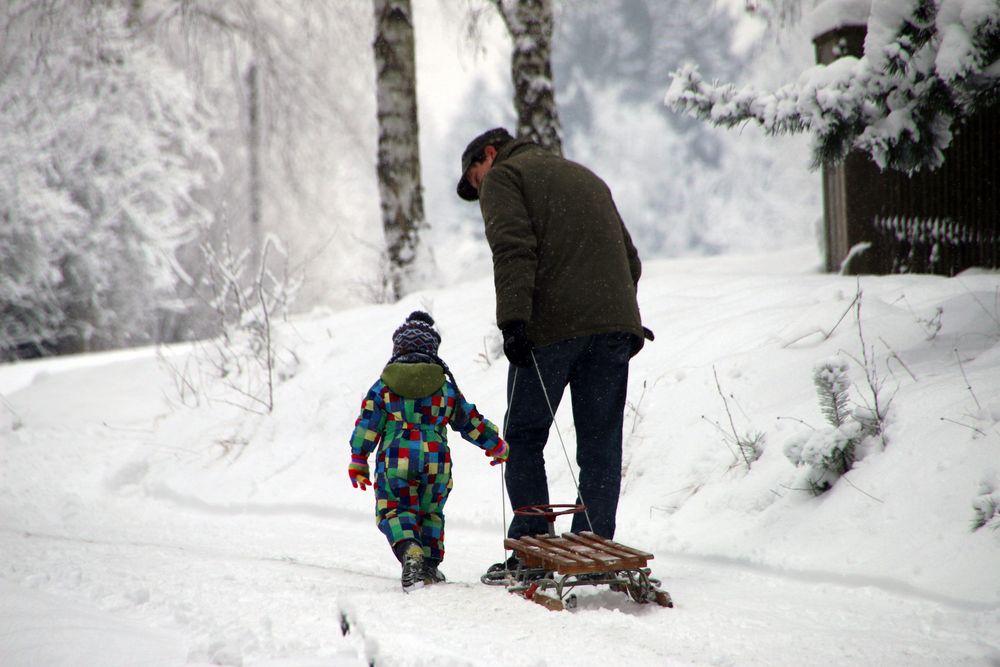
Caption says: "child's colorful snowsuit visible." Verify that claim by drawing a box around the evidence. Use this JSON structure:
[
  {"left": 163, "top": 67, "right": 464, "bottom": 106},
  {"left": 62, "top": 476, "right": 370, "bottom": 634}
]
[{"left": 349, "top": 361, "right": 503, "bottom": 563}]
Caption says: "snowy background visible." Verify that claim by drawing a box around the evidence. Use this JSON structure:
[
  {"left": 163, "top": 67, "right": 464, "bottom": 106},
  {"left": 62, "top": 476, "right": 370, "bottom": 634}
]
[
  {"left": 201, "top": 0, "right": 824, "bottom": 308},
  {"left": 2, "top": 247, "right": 1000, "bottom": 666},
  {"left": 399, "top": 0, "right": 822, "bottom": 291},
  {"left": 0, "top": 0, "right": 823, "bottom": 352}
]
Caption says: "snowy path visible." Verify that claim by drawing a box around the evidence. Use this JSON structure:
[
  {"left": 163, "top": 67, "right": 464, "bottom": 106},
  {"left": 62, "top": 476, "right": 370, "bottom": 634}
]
[{"left": 2, "top": 493, "right": 997, "bottom": 667}]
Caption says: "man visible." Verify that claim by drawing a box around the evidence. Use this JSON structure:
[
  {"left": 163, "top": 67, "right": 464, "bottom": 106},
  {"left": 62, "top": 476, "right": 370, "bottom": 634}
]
[{"left": 456, "top": 127, "right": 651, "bottom": 564}]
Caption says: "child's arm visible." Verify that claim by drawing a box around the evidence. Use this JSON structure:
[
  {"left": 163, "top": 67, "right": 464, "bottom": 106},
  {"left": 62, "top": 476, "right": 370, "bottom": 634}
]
[
  {"left": 448, "top": 386, "right": 508, "bottom": 465},
  {"left": 347, "top": 381, "right": 387, "bottom": 489}
]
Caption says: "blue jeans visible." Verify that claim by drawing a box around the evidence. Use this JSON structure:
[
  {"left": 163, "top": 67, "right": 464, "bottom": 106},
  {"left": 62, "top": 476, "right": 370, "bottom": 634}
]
[{"left": 504, "top": 332, "right": 631, "bottom": 539}]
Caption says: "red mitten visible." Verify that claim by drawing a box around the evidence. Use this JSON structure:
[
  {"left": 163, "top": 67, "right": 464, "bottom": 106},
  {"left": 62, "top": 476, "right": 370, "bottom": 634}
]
[
  {"left": 486, "top": 440, "right": 508, "bottom": 466},
  {"left": 348, "top": 453, "right": 371, "bottom": 490}
]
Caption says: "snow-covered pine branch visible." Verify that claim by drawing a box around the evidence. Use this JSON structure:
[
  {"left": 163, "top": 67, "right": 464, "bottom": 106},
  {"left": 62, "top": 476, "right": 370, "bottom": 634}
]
[
  {"left": 814, "top": 357, "right": 853, "bottom": 428},
  {"left": 665, "top": 0, "right": 1000, "bottom": 173}
]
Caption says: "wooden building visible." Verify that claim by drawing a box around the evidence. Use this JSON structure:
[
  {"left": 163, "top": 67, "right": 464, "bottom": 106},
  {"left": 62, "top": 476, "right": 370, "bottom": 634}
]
[{"left": 814, "top": 25, "right": 1000, "bottom": 275}]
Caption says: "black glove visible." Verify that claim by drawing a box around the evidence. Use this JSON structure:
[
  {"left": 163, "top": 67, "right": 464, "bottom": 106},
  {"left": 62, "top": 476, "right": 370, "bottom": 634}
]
[
  {"left": 630, "top": 326, "right": 655, "bottom": 357},
  {"left": 501, "top": 321, "right": 534, "bottom": 368}
]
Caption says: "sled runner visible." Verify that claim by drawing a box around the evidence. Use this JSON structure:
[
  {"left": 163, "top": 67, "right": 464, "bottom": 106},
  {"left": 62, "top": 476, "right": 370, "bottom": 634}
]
[{"left": 481, "top": 504, "right": 673, "bottom": 611}]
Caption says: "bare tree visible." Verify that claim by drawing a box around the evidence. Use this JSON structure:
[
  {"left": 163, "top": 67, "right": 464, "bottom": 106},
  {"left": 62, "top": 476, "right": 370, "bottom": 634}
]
[
  {"left": 373, "top": 0, "right": 428, "bottom": 299},
  {"left": 490, "top": 0, "right": 562, "bottom": 155}
]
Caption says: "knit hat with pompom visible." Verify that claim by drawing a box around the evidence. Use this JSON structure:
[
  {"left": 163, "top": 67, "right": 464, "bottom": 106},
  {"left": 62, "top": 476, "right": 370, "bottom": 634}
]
[{"left": 391, "top": 311, "right": 441, "bottom": 359}]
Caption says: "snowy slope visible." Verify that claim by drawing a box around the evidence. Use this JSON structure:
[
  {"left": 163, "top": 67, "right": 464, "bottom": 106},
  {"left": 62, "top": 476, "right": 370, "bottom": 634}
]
[{"left": 2, "top": 246, "right": 999, "bottom": 666}]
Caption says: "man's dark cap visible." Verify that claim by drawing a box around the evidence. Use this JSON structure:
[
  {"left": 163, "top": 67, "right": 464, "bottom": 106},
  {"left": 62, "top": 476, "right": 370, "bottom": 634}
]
[{"left": 456, "top": 127, "right": 514, "bottom": 201}]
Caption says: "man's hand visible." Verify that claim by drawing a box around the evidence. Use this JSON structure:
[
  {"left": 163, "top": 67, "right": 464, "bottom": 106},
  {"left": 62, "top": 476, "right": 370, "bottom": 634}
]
[
  {"left": 501, "top": 321, "right": 533, "bottom": 368},
  {"left": 348, "top": 454, "right": 371, "bottom": 491}
]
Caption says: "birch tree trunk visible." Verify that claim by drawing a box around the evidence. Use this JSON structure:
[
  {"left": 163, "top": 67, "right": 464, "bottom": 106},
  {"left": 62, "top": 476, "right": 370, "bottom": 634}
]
[
  {"left": 373, "top": 0, "right": 427, "bottom": 300},
  {"left": 492, "top": 0, "right": 562, "bottom": 156}
]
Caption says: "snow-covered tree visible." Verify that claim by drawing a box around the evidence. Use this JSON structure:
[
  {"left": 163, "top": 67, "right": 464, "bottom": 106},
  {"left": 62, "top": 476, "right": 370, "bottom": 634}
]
[
  {"left": 666, "top": 0, "right": 1000, "bottom": 173},
  {"left": 0, "top": 162, "right": 82, "bottom": 358},
  {"left": 373, "top": 0, "right": 429, "bottom": 300},
  {"left": 491, "top": 0, "right": 563, "bottom": 154},
  {"left": 0, "top": 2, "right": 218, "bottom": 358}
]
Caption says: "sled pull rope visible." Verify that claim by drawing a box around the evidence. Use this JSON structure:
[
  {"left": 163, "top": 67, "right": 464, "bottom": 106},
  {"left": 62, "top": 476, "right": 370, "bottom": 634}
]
[
  {"left": 530, "top": 350, "right": 594, "bottom": 534},
  {"left": 498, "top": 367, "right": 518, "bottom": 566}
]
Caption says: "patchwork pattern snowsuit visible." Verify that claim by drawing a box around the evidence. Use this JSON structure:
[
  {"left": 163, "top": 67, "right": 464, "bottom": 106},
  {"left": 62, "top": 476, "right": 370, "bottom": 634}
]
[{"left": 349, "top": 362, "right": 503, "bottom": 562}]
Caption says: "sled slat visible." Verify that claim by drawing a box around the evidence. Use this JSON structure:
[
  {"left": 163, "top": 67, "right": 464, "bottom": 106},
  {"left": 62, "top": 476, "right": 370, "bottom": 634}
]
[
  {"left": 518, "top": 535, "right": 589, "bottom": 560},
  {"left": 549, "top": 535, "right": 620, "bottom": 566},
  {"left": 558, "top": 533, "right": 648, "bottom": 570},
  {"left": 567, "top": 532, "right": 655, "bottom": 561},
  {"left": 520, "top": 536, "right": 596, "bottom": 569},
  {"left": 504, "top": 537, "right": 580, "bottom": 571},
  {"left": 505, "top": 532, "right": 653, "bottom": 575}
]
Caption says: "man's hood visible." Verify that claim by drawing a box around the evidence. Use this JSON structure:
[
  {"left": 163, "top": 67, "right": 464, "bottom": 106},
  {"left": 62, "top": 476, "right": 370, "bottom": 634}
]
[{"left": 380, "top": 362, "right": 445, "bottom": 398}]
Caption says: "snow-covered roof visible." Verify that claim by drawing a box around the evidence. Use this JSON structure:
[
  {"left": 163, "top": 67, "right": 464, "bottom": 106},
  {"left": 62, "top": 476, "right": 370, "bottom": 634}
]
[{"left": 809, "top": 0, "right": 872, "bottom": 39}]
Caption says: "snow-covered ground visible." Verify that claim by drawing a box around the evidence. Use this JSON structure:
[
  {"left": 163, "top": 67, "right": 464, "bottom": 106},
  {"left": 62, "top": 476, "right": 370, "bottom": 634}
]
[{"left": 2, "top": 246, "right": 999, "bottom": 666}]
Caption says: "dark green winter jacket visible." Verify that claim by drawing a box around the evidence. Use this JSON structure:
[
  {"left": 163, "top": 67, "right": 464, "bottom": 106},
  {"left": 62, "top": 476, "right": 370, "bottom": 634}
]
[{"left": 478, "top": 139, "right": 643, "bottom": 347}]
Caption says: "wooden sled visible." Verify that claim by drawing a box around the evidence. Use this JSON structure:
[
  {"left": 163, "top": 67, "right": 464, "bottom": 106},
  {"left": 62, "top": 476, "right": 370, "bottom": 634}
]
[{"left": 483, "top": 504, "right": 674, "bottom": 611}]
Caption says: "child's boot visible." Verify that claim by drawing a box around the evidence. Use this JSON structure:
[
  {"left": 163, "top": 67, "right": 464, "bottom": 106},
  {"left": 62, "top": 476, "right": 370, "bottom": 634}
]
[
  {"left": 394, "top": 540, "right": 425, "bottom": 592},
  {"left": 423, "top": 557, "right": 446, "bottom": 585}
]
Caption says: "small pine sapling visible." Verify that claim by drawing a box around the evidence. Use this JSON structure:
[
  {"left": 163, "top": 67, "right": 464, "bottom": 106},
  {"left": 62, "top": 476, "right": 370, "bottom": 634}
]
[
  {"left": 813, "top": 358, "right": 861, "bottom": 478},
  {"left": 784, "top": 357, "right": 879, "bottom": 495},
  {"left": 816, "top": 358, "right": 852, "bottom": 428}
]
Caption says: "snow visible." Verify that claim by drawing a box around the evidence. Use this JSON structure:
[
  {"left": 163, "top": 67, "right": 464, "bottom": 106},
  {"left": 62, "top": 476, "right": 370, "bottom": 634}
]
[
  {"left": 2, "top": 245, "right": 999, "bottom": 666},
  {"left": 809, "top": 0, "right": 873, "bottom": 38},
  {"left": 865, "top": 0, "right": 920, "bottom": 67},
  {"left": 0, "top": 580, "right": 187, "bottom": 667},
  {"left": 935, "top": 0, "right": 999, "bottom": 80}
]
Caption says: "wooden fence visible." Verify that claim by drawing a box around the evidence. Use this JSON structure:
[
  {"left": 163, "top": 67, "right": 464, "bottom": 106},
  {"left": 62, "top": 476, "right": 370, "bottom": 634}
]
[
  {"left": 872, "top": 217, "right": 1000, "bottom": 276},
  {"left": 815, "top": 25, "right": 1000, "bottom": 276}
]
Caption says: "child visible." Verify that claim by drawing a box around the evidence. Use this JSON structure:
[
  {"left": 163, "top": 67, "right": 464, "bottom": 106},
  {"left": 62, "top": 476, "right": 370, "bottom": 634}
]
[{"left": 348, "top": 311, "right": 508, "bottom": 591}]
